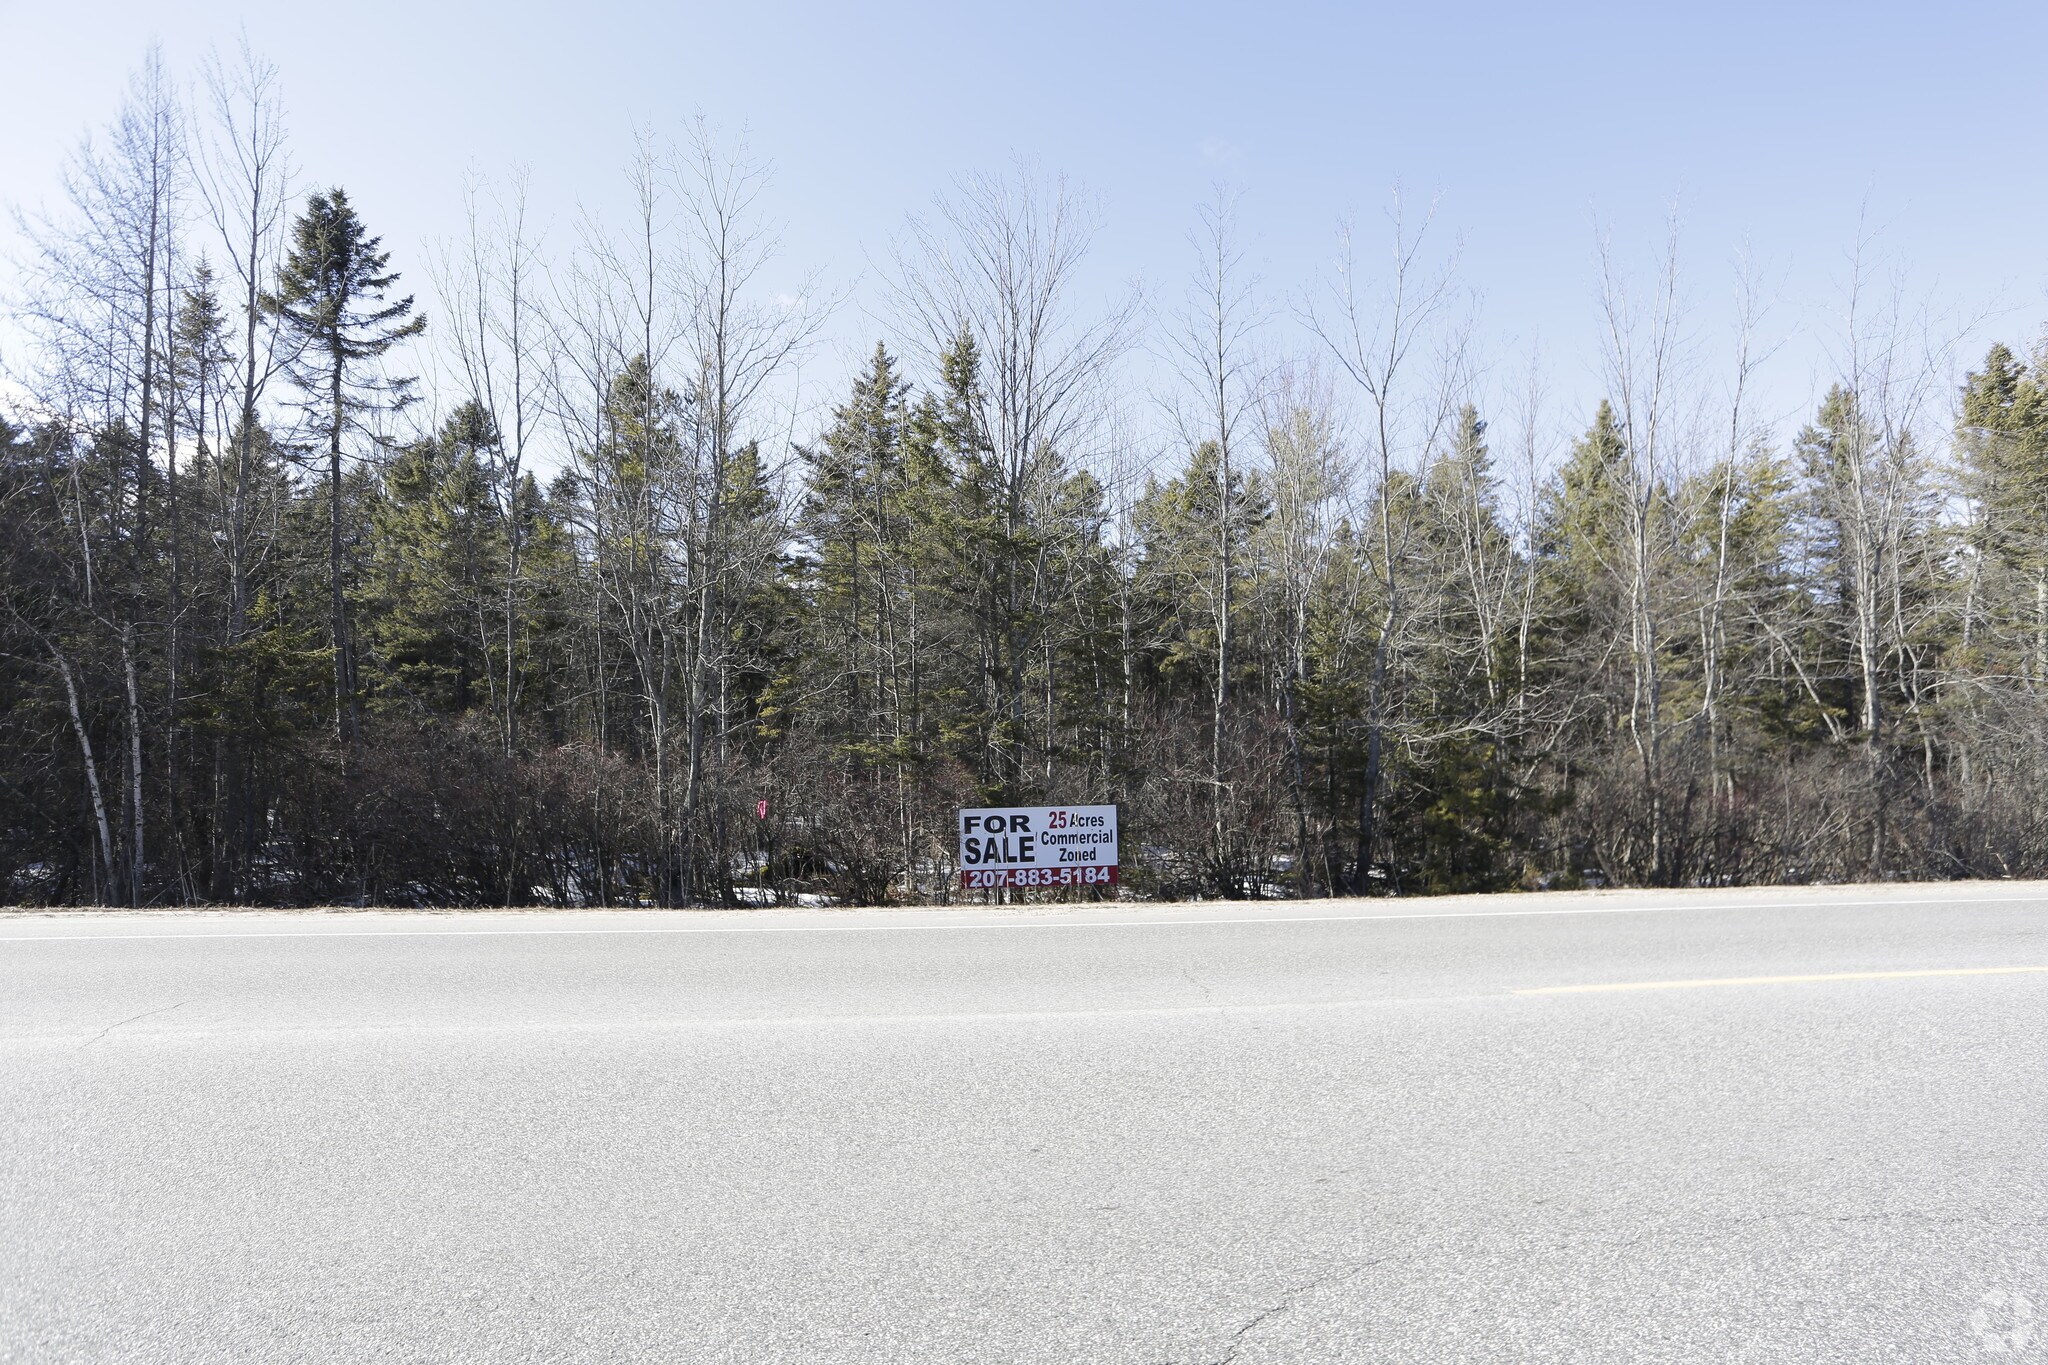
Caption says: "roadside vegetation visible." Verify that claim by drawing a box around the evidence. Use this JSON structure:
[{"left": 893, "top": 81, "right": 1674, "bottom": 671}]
[{"left": 6, "top": 47, "right": 2047, "bottom": 906}]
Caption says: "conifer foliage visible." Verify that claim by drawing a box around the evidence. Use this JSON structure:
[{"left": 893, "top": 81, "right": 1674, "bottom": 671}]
[{"left": 265, "top": 188, "right": 426, "bottom": 745}]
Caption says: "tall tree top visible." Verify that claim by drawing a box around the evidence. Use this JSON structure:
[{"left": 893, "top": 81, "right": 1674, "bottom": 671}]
[{"left": 266, "top": 188, "right": 425, "bottom": 362}]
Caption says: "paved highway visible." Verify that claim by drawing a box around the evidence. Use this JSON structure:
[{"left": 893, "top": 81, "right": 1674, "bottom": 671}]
[{"left": 4, "top": 885, "right": 2046, "bottom": 1362}]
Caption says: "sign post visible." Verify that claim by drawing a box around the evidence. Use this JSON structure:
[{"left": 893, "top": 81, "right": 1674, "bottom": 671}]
[{"left": 957, "top": 804, "right": 1119, "bottom": 890}]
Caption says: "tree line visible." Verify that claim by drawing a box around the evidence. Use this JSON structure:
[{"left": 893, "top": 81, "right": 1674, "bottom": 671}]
[{"left": 5, "top": 47, "right": 2047, "bottom": 906}]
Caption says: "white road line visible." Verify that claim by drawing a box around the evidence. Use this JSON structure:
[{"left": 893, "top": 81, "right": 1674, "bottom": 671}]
[
  {"left": 1, "top": 994, "right": 1453, "bottom": 1044},
  {"left": 0, "top": 891, "right": 2044, "bottom": 943},
  {"left": 1514, "top": 965, "right": 2048, "bottom": 994}
]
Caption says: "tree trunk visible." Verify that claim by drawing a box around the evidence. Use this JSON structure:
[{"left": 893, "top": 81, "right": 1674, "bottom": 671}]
[
  {"left": 54, "top": 647, "right": 117, "bottom": 902},
  {"left": 329, "top": 350, "right": 351, "bottom": 747},
  {"left": 122, "top": 624, "right": 146, "bottom": 905}
]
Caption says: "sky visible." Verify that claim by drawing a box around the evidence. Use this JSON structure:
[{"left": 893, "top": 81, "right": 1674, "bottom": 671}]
[{"left": 4, "top": 0, "right": 2046, "bottom": 465}]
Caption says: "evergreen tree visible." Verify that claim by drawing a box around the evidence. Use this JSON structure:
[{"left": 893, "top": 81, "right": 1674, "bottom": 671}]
[
  {"left": 797, "top": 343, "right": 915, "bottom": 751},
  {"left": 265, "top": 188, "right": 426, "bottom": 744},
  {"left": 1795, "top": 385, "right": 1896, "bottom": 737},
  {"left": 1539, "top": 401, "right": 1631, "bottom": 625},
  {"left": 1132, "top": 439, "right": 1269, "bottom": 703},
  {"left": 364, "top": 403, "right": 505, "bottom": 715},
  {"left": 1958, "top": 343, "right": 2048, "bottom": 679},
  {"left": 1531, "top": 399, "right": 1636, "bottom": 739}
]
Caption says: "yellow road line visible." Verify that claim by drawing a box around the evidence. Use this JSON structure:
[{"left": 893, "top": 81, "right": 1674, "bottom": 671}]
[{"left": 1513, "top": 966, "right": 2048, "bottom": 995}]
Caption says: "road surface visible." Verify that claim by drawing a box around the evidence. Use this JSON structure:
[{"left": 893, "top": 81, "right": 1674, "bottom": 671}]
[{"left": 4, "top": 884, "right": 2047, "bottom": 1362}]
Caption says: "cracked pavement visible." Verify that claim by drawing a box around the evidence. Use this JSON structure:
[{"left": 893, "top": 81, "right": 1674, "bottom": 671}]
[{"left": 4, "top": 884, "right": 2047, "bottom": 1362}]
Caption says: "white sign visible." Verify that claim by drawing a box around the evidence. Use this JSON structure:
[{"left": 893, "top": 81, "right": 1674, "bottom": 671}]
[{"left": 958, "top": 804, "right": 1119, "bottom": 889}]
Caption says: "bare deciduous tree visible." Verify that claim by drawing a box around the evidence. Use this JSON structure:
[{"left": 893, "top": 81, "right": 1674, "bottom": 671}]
[{"left": 1308, "top": 192, "right": 1468, "bottom": 890}]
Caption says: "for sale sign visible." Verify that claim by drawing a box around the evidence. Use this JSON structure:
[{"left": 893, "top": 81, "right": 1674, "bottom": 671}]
[{"left": 958, "top": 804, "right": 1119, "bottom": 889}]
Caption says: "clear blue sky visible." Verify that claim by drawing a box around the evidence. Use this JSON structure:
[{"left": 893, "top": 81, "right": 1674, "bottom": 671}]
[{"left": 5, "top": 0, "right": 2045, "bottom": 450}]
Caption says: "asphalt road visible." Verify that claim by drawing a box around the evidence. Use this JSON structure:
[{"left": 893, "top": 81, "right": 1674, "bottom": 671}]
[{"left": 4, "top": 885, "right": 2047, "bottom": 1363}]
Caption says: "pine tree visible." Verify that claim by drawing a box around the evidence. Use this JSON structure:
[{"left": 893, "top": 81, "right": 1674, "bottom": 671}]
[
  {"left": 1133, "top": 440, "right": 1268, "bottom": 702},
  {"left": 171, "top": 265, "right": 233, "bottom": 470},
  {"left": 364, "top": 403, "right": 505, "bottom": 715},
  {"left": 1418, "top": 404, "right": 1516, "bottom": 705},
  {"left": 798, "top": 344, "right": 914, "bottom": 751},
  {"left": 1958, "top": 343, "right": 2048, "bottom": 679},
  {"left": 265, "top": 188, "right": 426, "bottom": 744},
  {"left": 1530, "top": 400, "right": 1636, "bottom": 736},
  {"left": 1795, "top": 385, "right": 1893, "bottom": 737},
  {"left": 916, "top": 330, "right": 1015, "bottom": 798},
  {"left": 1539, "top": 401, "right": 1630, "bottom": 620}
]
